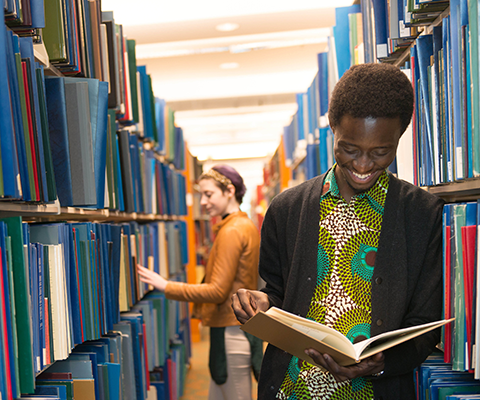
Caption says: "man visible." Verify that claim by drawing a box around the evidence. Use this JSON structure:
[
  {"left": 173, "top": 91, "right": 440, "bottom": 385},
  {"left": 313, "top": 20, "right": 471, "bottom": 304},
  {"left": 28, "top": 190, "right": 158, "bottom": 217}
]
[{"left": 232, "top": 63, "right": 444, "bottom": 400}]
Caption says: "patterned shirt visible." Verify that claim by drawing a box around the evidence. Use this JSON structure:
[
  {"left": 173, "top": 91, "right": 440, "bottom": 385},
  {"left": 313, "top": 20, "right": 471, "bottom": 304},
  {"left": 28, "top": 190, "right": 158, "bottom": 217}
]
[{"left": 277, "top": 166, "right": 389, "bottom": 400}]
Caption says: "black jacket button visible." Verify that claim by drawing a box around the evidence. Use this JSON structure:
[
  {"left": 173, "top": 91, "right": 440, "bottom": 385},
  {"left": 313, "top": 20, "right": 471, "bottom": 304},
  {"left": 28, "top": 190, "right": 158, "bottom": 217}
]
[
  {"left": 376, "top": 319, "right": 383, "bottom": 326},
  {"left": 375, "top": 277, "right": 382, "bottom": 285}
]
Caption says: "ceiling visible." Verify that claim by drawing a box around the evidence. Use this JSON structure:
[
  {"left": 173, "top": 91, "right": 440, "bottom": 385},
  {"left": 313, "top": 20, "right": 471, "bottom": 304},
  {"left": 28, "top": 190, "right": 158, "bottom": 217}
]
[{"left": 100, "top": 0, "right": 355, "bottom": 208}]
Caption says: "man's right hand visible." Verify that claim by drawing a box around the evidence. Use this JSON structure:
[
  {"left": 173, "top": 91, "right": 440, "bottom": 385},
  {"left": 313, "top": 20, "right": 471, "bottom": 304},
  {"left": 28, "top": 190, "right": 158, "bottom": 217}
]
[{"left": 231, "top": 289, "right": 270, "bottom": 324}]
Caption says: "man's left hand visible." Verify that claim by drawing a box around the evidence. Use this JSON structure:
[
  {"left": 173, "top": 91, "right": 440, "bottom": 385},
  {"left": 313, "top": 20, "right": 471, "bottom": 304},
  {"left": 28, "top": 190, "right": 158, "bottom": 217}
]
[{"left": 305, "top": 349, "right": 385, "bottom": 382}]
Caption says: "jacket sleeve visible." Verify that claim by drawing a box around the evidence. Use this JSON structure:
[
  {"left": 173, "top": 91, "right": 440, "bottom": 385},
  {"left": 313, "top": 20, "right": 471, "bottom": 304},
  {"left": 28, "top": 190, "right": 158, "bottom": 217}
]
[
  {"left": 259, "top": 198, "right": 286, "bottom": 309},
  {"left": 165, "top": 225, "right": 244, "bottom": 304},
  {"left": 381, "top": 197, "right": 444, "bottom": 377}
]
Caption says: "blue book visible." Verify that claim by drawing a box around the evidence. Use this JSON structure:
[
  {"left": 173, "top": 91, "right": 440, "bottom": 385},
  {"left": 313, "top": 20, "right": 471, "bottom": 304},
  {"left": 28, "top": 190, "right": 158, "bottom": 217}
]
[
  {"left": 334, "top": 4, "right": 361, "bottom": 75},
  {"left": 128, "top": 133, "right": 142, "bottom": 213},
  {"left": 34, "top": 385, "right": 66, "bottom": 400},
  {"left": 317, "top": 52, "right": 329, "bottom": 118},
  {"left": 44, "top": 77, "right": 74, "bottom": 206},
  {"left": 442, "top": 17, "right": 453, "bottom": 182},
  {"left": 416, "top": 34, "right": 435, "bottom": 186},
  {"left": 63, "top": 78, "right": 109, "bottom": 209},
  {"left": 371, "top": 0, "right": 389, "bottom": 59},
  {"left": 432, "top": 26, "right": 444, "bottom": 182},
  {"left": 449, "top": 0, "right": 465, "bottom": 180},
  {"left": 155, "top": 98, "right": 166, "bottom": 153},
  {"left": 138, "top": 66, "right": 154, "bottom": 139},
  {"left": 295, "top": 93, "right": 305, "bottom": 141},
  {"left": 110, "top": 225, "right": 122, "bottom": 323},
  {"left": 115, "top": 135, "right": 125, "bottom": 212},
  {"left": 0, "top": 8, "right": 21, "bottom": 199},
  {"left": 119, "top": 314, "right": 146, "bottom": 400},
  {"left": 112, "top": 322, "right": 137, "bottom": 400},
  {"left": 5, "top": 31, "right": 30, "bottom": 201},
  {"left": 30, "top": 0, "right": 46, "bottom": 29}
]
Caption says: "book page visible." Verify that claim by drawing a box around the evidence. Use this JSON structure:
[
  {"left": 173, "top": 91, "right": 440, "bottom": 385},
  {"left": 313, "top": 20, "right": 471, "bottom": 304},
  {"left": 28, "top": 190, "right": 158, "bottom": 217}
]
[
  {"left": 265, "top": 307, "right": 354, "bottom": 354},
  {"left": 352, "top": 318, "right": 454, "bottom": 361}
]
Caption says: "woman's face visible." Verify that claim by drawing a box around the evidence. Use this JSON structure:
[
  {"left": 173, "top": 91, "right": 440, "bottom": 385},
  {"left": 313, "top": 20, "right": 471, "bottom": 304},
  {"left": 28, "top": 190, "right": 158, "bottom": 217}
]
[{"left": 199, "top": 178, "right": 231, "bottom": 218}]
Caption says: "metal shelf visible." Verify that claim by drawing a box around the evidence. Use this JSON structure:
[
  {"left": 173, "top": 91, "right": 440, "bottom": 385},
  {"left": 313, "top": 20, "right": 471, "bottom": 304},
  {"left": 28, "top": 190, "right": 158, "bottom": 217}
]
[
  {"left": 424, "top": 179, "right": 480, "bottom": 203},
  {"left": 0, "top": 199, "right": 61, "bottom": 218}
]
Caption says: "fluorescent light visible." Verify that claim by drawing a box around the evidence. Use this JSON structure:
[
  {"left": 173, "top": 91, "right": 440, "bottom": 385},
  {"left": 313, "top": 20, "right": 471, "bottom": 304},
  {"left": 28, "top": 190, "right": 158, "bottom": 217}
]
[
  {"left": 102, "top": 0, "right": 356, "bottom": 26},
  {"left": 216, "top": 22, "right": 240, "bottom": 32},
  {"left": 219, "top": 62, "right": 239, "bottom": 69},
  {"left": 135, "top": 27, "right": 330, "bottom": 59}
]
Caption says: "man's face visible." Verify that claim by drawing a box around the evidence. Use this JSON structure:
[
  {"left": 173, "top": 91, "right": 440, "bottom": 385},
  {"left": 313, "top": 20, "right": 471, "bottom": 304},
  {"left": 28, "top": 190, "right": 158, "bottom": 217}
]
[{"left": 332, "top": 115, "right": 403, "bottom": 201}]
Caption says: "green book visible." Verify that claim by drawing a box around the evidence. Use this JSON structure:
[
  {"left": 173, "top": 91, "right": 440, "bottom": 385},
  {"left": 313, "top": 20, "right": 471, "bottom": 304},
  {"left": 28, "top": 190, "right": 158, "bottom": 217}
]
[
  {"left": 42, "top": 0, "right": 67, "bottom": 62},
  {"left": 468, "top": 0, "right": 480, "bottom": 176},
  {"left": 5, "top": 236, "right": 21, "bottom": 396},
  {"left": 15, "top": 53, "right": 36, "bottom": 198},
  {"left": 105, "top": 114, "right": 114, "bottom": 209},
  {"left": 148, "top": 75, "right": 158, "bottom": 143},
  {"left": 108, "top": 110, "right": 120, "bottom": 210},
  {"left": 0, "top": 217, "right": 34, "bottom": 393},
  {"left": 36, "top": 68, "right": 57, "bottom": 201},
  {"left": 36, "top": 380, "right": 74, "bottom": 400},
  {"left": 126, "top": 40, "right": 139, "bottom": 123},
  {"left": 80, "top": 241, "right": 93, "bottom": 341}
]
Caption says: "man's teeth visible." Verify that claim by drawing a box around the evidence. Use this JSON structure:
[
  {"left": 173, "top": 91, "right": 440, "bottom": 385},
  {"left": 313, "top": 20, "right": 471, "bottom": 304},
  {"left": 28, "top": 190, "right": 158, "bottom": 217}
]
[{"left": 352, "top": 171, "right": 371, "bottom": 179}]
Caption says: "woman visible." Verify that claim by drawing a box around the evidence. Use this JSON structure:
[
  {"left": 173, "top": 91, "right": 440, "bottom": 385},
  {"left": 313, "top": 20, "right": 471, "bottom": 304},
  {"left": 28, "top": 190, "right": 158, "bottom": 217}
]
[{"left": 137, "top": 164, "right": 261, "bottom": 400}]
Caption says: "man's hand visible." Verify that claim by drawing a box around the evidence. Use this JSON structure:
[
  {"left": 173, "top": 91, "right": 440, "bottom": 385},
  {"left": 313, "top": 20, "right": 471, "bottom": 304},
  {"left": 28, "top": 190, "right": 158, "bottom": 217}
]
[
  {"left": 137, "top": 264, "right": 168, "bottom": 292},
  {"left": 305, "top": 349, "right": 385, "bottom": 382},
  {"left": 231, "top": 289, "right": 270, "bottom": 324}
]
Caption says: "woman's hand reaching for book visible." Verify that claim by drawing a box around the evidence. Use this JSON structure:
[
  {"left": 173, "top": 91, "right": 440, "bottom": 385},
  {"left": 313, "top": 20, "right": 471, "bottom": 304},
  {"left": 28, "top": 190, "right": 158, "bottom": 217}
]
[
  {"left": 137, "top": 264, "right": 168, "bottom": 292},
  {"left": 231, "top": 289, "right": 270, "bottom": 324},
  {"left": 305, "top": 349, "right": 385, "bottom": 383}
]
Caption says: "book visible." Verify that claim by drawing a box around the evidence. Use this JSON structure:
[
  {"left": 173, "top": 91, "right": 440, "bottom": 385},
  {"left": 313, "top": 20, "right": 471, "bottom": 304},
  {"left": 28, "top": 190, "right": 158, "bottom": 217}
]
[{"left": 241, "top": 306, "right": 454, "bottom": 367}]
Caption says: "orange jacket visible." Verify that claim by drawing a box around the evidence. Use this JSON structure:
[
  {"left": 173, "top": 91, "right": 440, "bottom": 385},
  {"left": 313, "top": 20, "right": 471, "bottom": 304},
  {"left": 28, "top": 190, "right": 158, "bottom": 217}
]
[{"left": 165, "top": 211, "right": 260, "bottom": 327}]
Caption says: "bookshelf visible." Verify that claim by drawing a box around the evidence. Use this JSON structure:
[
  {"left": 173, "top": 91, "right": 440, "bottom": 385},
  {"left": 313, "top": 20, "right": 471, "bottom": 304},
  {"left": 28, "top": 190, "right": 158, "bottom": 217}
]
[{"left": 0, "top": 1, "right": 193, "bottom": 399}]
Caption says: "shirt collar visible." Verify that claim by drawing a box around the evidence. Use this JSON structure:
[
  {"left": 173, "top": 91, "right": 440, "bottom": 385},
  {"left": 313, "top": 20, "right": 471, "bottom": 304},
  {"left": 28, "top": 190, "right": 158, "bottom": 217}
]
[{"left": 321, "top": 165, "right": 389, "bottom": 204}]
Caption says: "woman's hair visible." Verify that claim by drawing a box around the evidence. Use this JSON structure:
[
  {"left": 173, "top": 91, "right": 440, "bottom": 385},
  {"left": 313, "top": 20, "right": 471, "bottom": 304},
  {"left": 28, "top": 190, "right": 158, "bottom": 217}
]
[
  {"left": 328, "top": 63, "right": 414, "bottom": 134},
  {"left": 199, "top": 165, "right": 247, "bottom": 204}
]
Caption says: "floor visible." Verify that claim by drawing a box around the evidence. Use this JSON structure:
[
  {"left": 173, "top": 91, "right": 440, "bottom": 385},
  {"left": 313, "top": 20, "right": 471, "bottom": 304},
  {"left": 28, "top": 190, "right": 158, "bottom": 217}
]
[{"left": 180, "top": 326, "right": 258, "bottom": 400}]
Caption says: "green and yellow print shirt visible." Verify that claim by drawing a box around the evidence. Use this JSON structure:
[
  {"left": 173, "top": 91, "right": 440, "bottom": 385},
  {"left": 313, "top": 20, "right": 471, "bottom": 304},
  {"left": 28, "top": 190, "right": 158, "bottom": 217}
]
[{"left": 277, "top": 166, "right": 389, "bottom": 400}]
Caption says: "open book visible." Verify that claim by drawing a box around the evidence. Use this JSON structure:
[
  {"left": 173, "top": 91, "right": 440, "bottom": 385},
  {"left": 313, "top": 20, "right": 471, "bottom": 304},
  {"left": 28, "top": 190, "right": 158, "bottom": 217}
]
[{"left": 241, "top": 307, "right": 454, "bottom": 367}]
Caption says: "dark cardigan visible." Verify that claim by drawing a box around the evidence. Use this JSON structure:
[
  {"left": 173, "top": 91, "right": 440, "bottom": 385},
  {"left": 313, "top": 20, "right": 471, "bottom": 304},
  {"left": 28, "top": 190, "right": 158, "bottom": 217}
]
[{"left": 258, "top": 172, "right": 445, "bottom": 400}]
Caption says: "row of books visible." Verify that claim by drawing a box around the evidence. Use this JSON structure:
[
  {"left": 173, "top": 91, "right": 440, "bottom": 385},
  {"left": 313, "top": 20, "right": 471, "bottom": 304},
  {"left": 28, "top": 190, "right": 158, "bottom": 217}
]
[
  {"left": 282, "top": 5, "right": 362, "bottom": 180},
  {"left": 0, "top": 216, "right": 190, "bottom": 398},
  {"left": 442, "top": 201, "right": 480, "bottom": 377},
  {"left": 16, "top": 294, "right": 189, "bottom": 400},
  {"left": 0, "top": 7, "right": 187, "bottom": 207},
  {"left": 41, "top": 0, "right": 184, "bottom": 165},
  {"left": 415, "top": 354, "right": 480, "bottom": 400},
  {"left": 368, "top": 0, "right": 447, "bottom": 60},
  {"left": 405, "top": 0, "right": 480, "bottom": 187}
]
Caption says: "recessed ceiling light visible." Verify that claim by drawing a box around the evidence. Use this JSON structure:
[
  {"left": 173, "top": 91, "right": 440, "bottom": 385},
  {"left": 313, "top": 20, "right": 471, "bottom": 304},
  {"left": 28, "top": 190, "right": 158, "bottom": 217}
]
[
  {"left": 219, "top": 62, "right": 239, "bottom": 69},
  {"left": 216, "top": 22, "right": 239, "bottom": 32}
]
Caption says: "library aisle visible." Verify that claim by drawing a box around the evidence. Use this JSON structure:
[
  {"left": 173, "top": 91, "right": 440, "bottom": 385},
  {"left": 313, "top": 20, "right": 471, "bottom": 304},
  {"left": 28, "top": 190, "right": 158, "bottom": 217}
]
[{"left": 180, "top": 326, "right": 258, "bottom": 400}]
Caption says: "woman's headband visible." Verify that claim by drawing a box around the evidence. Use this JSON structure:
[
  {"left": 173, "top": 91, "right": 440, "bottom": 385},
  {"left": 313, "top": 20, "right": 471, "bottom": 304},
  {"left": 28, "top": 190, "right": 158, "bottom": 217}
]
[{"left": 200, "top": 169, "right": 232, "bottom": 187}]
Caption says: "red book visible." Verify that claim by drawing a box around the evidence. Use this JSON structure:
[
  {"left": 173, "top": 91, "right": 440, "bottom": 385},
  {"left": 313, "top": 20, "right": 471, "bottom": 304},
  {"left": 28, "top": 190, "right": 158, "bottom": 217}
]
[
  {"left": 21, "top": 61, "right": 40, "bottom": 201},
  {"left": 38, "top": 372, "right": 73, "bottom": 380},
  {"left": 0, "top": 248, "right": 13, "bottom": 400},
  {"left": 461, "top": 224, "right": 476, "bottom": 372},
  {"left": 143, "top": 323, "right": 150, "bottom": 389}
]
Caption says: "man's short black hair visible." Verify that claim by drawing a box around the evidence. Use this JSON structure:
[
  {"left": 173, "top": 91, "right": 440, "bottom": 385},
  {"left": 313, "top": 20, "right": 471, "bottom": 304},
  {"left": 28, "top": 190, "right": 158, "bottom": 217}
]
[{"left": 328, "top": 63, "right": 414, "bottom": 134}]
